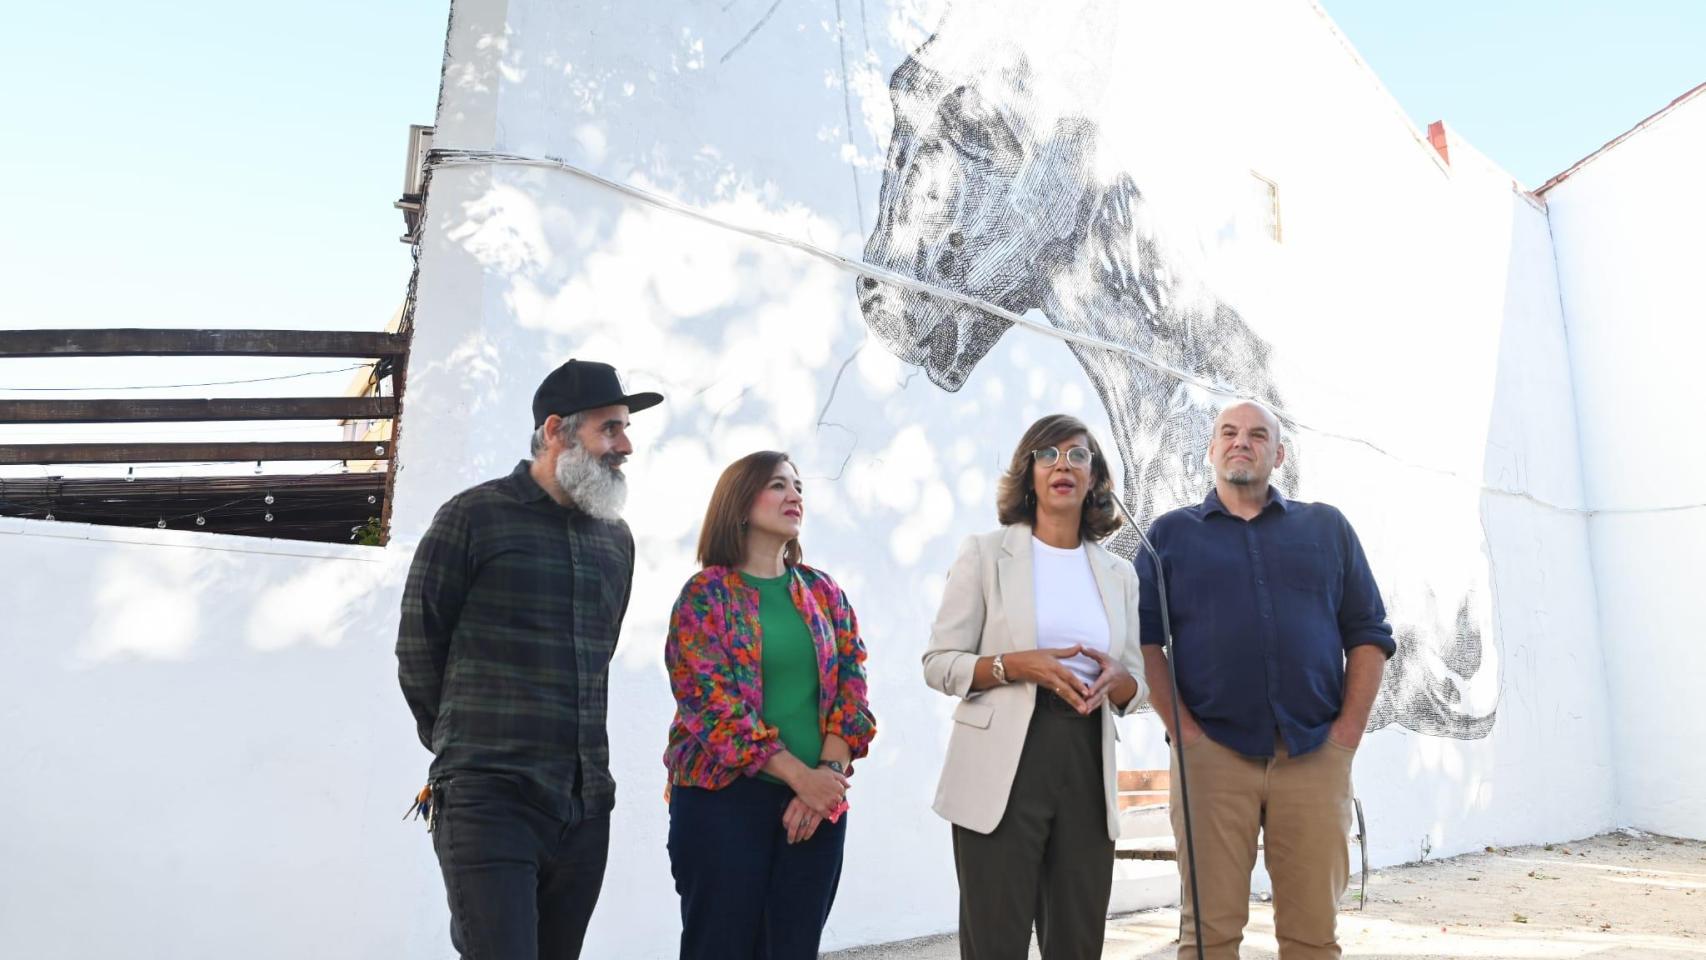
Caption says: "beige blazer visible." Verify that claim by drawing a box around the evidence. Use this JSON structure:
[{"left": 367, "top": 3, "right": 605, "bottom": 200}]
[{"left": 923, "top": 524, "right": 1147, "bottom": 840}]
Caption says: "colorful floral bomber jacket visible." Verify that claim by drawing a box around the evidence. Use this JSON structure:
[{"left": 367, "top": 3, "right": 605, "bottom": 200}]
[{"left": 664, "top": 564, "right": 877, "bottom": 789}]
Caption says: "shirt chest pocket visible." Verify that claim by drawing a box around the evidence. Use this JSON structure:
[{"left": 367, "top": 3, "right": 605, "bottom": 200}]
[
  {"left": 475, "top": 540, "right": 574, "bottom": 626},
  {"left": 1267, "top": 542, "right": 1338, "bottom": 600}
]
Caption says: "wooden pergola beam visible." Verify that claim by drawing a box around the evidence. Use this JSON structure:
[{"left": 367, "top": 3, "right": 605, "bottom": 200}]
[
  {"left": 0, "top": 441, "right": 392, "bottom": 465},
  {"left": 0, "top": 397, "right": 396, "bottom": 424},
  {"left": 0, "top": 329, "right": 407, "bottom": 358}
]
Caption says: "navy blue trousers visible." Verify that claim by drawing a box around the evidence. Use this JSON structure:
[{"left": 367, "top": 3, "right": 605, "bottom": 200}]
[
  {"left": 431, "top": 775, "right": 609, "bottom": 960},
  {"left": 668, "top": 776, "right": 847, "bottom": 959}
]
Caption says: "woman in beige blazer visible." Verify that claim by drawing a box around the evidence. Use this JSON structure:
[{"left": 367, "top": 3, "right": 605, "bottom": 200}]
[{"left": 924, "top": 413, "right": 1148, "bottom": 959}]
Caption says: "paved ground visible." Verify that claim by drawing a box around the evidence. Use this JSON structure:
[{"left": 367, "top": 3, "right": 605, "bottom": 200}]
[{"left": 828, "top": 831, "right": 1706, "bottom": 959}]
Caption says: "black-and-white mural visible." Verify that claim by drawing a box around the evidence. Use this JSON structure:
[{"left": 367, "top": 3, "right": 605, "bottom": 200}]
[{"left": 857, "top": 12, "right": 1497, "bottom": 739}]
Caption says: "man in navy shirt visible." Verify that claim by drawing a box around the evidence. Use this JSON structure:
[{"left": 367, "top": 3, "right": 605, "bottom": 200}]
[{"left": 1138, "top": 400, "right": 1395, "bottom": 960}]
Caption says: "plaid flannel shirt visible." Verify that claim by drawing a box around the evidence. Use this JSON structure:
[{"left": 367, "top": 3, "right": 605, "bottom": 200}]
[{"left": 397, "top": 460, "right": 634, "bottom": 820}]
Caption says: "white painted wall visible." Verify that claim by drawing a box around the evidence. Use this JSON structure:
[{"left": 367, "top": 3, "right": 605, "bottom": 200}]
[
  {"left": 0, "top": 519, "right": 444, "bottom": 958},
  {"left": 386, "top": 0, "right": 1612, "bottom": 953},
  {"left": 1544, "top": 90, "right": 1706, "bottom": 841},
  {"left": 0, "top": 1, "right": 1649, "bottom": 958}
]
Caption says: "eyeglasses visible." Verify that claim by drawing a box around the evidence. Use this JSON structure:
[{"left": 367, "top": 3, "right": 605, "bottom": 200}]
[{"left": 1032, "top": 445, "right": 1093, "bottom": 469}]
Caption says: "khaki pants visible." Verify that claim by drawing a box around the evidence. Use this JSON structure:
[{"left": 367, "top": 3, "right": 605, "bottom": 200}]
[{"left": 1170, "top": 735, "right": 1354, "bottom": 960}]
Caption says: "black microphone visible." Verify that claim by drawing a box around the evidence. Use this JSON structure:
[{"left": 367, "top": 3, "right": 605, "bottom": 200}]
[{"left": 1113, "top": 498, "right": 1206, "bottom": 960}]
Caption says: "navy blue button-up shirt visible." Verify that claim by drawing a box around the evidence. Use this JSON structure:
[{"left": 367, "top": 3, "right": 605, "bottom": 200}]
[{"left": 1137, "top": 488, "right": 1395, "bottom": 758}]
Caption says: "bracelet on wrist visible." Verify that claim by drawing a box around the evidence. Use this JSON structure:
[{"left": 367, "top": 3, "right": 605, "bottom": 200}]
[{"left": 819, "top": 759, "right": 846, "bottom": 774}]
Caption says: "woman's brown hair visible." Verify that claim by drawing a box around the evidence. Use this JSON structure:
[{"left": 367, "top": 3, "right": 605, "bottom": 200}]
[
  {"left": 696, "top": 451, "right": 804, "bottom": 569},
  {"left": 995, "top": 413, "right": 1123, "bottom": 541}
]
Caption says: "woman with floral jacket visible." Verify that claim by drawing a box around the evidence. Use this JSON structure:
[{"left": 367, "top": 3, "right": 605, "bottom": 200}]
[{"left": 664, "top": 450, "right": 877, "bottom": 959}]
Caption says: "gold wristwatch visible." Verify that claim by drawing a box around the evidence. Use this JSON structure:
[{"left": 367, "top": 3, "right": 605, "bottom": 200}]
[{"left": 992, "top": 654, "right": 1009, "bottom": 684}]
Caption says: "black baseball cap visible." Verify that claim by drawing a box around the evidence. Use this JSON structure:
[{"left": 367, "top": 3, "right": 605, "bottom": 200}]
[{"left": 532, "top": 359, "right": 664, "bottom": 428}]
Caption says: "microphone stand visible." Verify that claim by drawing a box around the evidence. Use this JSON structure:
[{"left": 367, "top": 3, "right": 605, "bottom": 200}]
[{"left": 1113, "top": 496, "right": 1206, "bottom": 960}]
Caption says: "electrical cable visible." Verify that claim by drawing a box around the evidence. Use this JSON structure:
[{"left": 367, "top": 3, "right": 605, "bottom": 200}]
[
  {"left": 425, "top": 148, "right": 1706, "bottom": 519},
  {"left": 0, "top": 422, "right": 355, "bottom": 442},
  {"left": 0, "top": 364, "right": 373, "bottom": 393},
  {"left": 1111, "top": 494, "right": 1205, "bottom": 960}
]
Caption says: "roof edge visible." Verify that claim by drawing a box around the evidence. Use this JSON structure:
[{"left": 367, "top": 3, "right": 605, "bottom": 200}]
[
  {"left": 1302, "top": 0, "right": 1452, "bottom": 180},
  {"left": 1535, "top": 81, "right": 1706, "bottom": 196}
]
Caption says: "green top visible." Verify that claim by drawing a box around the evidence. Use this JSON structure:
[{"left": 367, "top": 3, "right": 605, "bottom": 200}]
[{"left": 747, "top": 571, "right": 823, "bottom": 782}]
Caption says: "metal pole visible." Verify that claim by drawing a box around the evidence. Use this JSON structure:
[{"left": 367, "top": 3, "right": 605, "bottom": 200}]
[{"left": 1115, "top": 498, "right": 1206, "bottom": 960}]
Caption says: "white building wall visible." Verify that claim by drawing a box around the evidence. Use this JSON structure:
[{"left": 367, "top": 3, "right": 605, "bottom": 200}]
[
  {"left": 1543, "top": 90, "right": 1706, "bottom": 841},
  {"left": 387, "top": 0, "right": 1613, "bottom": 954},
  {"left": 0, "top": 520, "right": 444, "bottom": 959},
  {"left": 0, "top": 1, "right": 1636, "bottom": 958}
]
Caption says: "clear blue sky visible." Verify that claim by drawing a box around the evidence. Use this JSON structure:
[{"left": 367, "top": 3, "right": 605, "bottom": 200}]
[
  {"left": 4, "top": 0, "right": 1696, "bottom": 344},
  {"left": 1321, "top": 0, "right": 1706, "bottom": 186},
  {"left": 4, "top": 0, "right": 1698, "bottom": 338},
  {"left": 0, "top": 2, "right": 450, "bottom": 474},
  {"left": 0, "top": 0, "right": 1698, "bottom": 472},
  {"left": 1, "top": 2, "right": 449, "bottom": 342}
]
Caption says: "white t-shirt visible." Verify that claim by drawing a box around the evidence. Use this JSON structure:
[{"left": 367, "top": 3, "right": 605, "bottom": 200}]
[{"left": 1031, "top": 536, "right": 1111, "bottom": 686}]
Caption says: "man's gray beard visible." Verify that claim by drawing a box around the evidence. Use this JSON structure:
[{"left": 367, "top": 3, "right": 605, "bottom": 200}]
[
  {"left": 555, "top": 443, "right": 627, "bottom": 520},
  {"left": 1225, "top": 467, "right": 1257, "bottom": 485}
]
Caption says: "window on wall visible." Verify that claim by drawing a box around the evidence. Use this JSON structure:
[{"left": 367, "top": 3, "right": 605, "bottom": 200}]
[{"left": 1249, "top": 172, "right": 1281, "bottom": 243}]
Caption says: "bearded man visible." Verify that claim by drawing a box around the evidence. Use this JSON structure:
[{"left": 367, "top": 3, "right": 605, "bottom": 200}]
[{"left": 398, "top": 359, "right": 663, "bottom": 960}]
